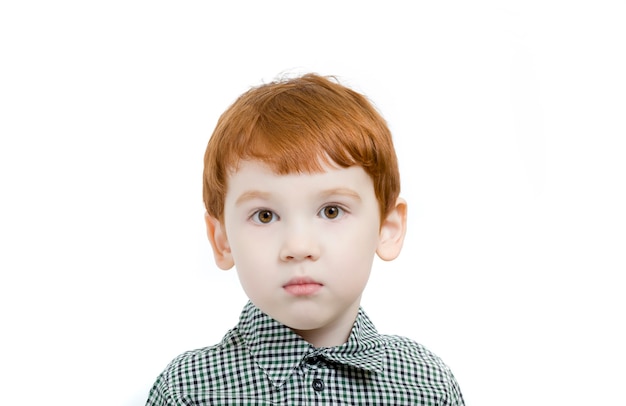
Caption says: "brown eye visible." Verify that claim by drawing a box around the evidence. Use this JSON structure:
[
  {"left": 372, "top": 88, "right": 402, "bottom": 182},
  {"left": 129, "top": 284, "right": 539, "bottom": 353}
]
[
  {"left": 322, "top": 205, "right": 342, "bottom": 219},
  {"left": 257, "top": 210, "right": 274, "bottom": 224}
]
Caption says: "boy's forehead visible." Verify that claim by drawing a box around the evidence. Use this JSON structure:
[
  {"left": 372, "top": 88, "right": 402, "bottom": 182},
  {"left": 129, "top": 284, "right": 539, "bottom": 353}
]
[{"left": 225, "top": 159, "right": 372, "bottom": 192}]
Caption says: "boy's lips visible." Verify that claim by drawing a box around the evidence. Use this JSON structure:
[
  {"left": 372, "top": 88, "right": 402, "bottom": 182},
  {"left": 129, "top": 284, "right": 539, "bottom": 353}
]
[{"left": 283, "top": 277, "right": 323, "bottom": 296}]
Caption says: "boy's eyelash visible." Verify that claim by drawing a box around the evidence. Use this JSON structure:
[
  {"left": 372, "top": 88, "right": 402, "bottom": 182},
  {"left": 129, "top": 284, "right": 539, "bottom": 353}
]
[
  {"left": 248, "top": 208, "right": 279, "bottom": 222},
  {"left": 322, "top": 203, "right": 350, "bottom": 212}
]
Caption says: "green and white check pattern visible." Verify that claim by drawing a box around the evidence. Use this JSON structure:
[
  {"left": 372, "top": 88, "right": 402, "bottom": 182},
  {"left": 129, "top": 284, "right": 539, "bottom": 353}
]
[{"left": 146, "top": 302, "right": 464, "bottom": 405}]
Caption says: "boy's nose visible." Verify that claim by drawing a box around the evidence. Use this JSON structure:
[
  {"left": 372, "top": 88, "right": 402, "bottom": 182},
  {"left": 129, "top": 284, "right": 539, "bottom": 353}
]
[{"left": 279, "top": 227, "right": 320, "bottom": 262}]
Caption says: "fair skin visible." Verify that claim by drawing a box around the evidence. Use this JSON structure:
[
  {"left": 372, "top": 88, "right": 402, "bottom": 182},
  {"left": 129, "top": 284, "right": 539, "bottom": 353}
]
[{"left": 205, "top": 160, "right": 407, "bottom": 348}]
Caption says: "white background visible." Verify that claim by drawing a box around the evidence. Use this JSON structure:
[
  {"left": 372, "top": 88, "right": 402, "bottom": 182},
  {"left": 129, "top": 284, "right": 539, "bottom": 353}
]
[{"left": 1, "top": 1, "right": 624, "bottom": 405}]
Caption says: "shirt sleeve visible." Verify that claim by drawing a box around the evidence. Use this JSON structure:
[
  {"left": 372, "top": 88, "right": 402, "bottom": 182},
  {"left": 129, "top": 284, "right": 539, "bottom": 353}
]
[
  {"left": 445, "top": 370, "right": 466, "bottom": 406},
  {"left": 145, "top": 373, "right": 172, "bottom": 406}
]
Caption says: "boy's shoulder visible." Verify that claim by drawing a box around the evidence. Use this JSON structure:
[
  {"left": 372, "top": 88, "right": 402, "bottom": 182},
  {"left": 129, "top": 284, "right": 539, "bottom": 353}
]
[
  {"left": 377, "top": 332, "right": 461, "bottom": 386},
  {"left": 157, "top": 331, "right": 452, "bottom": 383},
  {"left": 160, "top": 329, "right": 449, "bottom": 374},
  {"left": 160, "top": 326, "right": 244, "bottom": 379},
  {"left": 145, "top": 327, "right": 243, "bottom": 404},
  {"left": 381, "top": 333, "right": 452, "bottom": 369},
  {"left": 184, "top": 320, "right": 452, "bottom": 371},
  {"left": 146, "top": 305, "right": 464, "bottom": 405},
  {"left": 155, "top": 332, "right": 459, "bottom": 399},
  {"left": 148, "top": 331, "right": 463, "bottom": 406}
]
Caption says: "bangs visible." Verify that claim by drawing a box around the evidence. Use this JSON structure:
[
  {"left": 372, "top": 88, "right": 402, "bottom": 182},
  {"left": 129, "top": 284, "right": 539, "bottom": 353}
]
[{"left": 233, "top": 102, "right": 378, "bottom": 175}]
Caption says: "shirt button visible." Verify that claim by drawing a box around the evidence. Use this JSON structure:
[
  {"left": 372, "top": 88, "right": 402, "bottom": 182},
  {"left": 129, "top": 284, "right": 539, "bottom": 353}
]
[{"left": 312, "top": 378, "right": 324, "bottom": 392}]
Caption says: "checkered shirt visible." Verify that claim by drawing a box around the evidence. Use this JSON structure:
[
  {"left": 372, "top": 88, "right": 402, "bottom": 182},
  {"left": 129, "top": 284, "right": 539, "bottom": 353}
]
[{"left": 146, "top": 301, "right": 464, "bottom": 405}]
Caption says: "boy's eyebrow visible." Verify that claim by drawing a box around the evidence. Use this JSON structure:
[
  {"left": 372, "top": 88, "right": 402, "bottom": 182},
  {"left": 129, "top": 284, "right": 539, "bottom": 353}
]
[
  {"left": 234, "top": 188, "right": 362, "bottom": 206},
  {"left": 234, "top": 191, "right": 272, "bottom": 206},
  {"left": 318, "top": 187, "right": 362, "bottom": 201}
]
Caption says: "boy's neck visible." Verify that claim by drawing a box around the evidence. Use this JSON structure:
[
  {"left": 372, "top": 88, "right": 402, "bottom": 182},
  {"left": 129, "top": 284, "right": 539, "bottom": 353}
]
[{"left": 290, "top": 302, "right": 360, "bottom": 348}]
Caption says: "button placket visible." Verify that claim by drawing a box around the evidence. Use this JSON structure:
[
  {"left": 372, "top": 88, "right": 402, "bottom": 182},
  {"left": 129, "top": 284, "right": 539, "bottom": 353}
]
[{"left": 300, "top": 355, "right": 326, "bottom": 396}]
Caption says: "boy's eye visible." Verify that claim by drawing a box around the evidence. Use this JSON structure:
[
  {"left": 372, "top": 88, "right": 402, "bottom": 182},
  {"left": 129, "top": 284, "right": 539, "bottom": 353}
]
[
  {"left": 252, "top": 210, "right": 276, "bottom": 224},
  {"left": 320, "top": 205, "right": 344, "bottom": 220}
]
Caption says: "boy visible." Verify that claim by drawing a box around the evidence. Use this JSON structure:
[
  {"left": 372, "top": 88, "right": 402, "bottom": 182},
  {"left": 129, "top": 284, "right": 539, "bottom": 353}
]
[{"left": 146, "top": 73, "right": 464, "bottom": 405}]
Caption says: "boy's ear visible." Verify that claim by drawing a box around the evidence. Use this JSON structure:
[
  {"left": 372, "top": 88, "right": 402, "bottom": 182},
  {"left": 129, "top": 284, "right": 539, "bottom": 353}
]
[
  {"left": 376, "top": 198, "right": 408, "bottom": 261},
  {"left": 204, "top": 213, "right": 235, "bottom": 270}
]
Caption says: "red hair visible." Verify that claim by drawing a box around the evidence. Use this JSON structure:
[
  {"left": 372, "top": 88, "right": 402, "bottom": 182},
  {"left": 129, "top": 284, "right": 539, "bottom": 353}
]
[{"left": 203, "top": 73, "right": 400, "bottom": 222}]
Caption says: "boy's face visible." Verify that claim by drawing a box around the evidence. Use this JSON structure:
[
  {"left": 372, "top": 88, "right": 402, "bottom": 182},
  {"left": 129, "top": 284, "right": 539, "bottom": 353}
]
[{"left": 206, "top": 160, "right": 406, "bottom": 345}]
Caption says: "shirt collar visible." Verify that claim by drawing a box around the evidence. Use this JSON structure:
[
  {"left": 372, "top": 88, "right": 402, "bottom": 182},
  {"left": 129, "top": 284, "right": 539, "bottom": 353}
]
[{"left": 237, "top": 301, "right": 385, "bottom": 388}]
